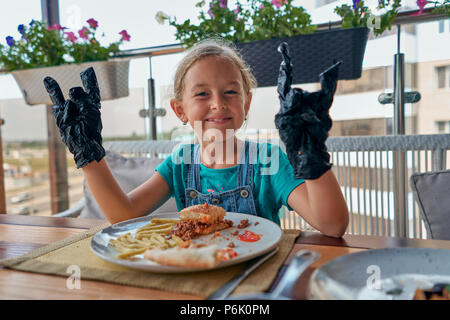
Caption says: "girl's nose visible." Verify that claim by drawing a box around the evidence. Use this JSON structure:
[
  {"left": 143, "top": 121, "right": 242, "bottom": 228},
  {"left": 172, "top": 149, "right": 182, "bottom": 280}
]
[{"left": 210, "top": 94, "right": 226, "bottom": 110}]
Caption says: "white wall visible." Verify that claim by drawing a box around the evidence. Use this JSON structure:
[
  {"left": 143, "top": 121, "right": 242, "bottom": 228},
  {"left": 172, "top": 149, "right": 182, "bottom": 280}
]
[{"left": 416, "top": 20, "right": 450, "bottom": 63}]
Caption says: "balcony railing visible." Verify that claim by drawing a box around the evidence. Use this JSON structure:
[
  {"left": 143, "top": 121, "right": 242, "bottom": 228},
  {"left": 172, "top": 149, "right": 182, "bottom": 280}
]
[
  {"left": 100, "top": 134, "right": 450, "bottom": 239},
  {"left": 283, "top": 134, "right": 450, "bottom": 239}
]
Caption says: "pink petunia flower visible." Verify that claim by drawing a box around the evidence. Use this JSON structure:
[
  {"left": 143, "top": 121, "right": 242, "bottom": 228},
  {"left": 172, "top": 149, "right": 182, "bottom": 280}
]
[
  {"left": 64, "top": 31, "right": 77, "bottom": 43},
  {"left": 78, "top": 27, "right": 89, "bottom": 39},
  {"left": 119, "top": 29, "right": 131, "bottom": 42},
  {"left": 219, "top": 0, "right": 227, "bottom": 8},
  {"left": 87, "top": 18, "right": 98, "bottom": 29},
  {"left": 47, "top": 24, "right": 64, "bottom": 31},
  {"left": 208, "top": 8, "right": 215, "bottom": 18},
  {"left": 413, "top": 0, "right": 428, "bottom": 15},
  {"left": 272, "top": 0, "right": 288, "bottom": 8},
  {"left": 234, "top": 4, "right": 241, "bottom": 14}
]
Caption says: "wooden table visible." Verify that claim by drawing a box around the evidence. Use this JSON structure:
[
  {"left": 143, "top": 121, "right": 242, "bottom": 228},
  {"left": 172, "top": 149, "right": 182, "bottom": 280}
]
[{"left": 2, "top": 214, "right": 450, "bottom": 300}]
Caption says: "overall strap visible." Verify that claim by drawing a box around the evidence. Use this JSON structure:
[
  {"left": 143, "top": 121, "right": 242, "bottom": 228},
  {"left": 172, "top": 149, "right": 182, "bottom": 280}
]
[
  {"left": 193, "top": 144, "right": 202, "bottom": 190},
  {"left": 237, "top": 140, "right": 255, "bottom": 188},
  {"left": 187, "top": 144, "right": 201, "bottom": 190}
]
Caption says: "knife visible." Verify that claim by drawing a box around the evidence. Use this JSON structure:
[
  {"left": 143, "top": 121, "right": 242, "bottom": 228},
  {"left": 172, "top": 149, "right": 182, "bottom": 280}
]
[{"left": 207, "top": 247, "right": 279, "bottom": 300}]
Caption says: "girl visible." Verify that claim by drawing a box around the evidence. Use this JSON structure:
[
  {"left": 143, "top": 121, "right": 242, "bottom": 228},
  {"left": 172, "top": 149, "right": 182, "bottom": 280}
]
[{"left": 43, "top": 39, "right": 349, "bottom": 238}]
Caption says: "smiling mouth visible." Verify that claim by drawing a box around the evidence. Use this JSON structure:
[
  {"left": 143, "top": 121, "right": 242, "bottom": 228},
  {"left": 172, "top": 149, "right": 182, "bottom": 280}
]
[{"left": 205, "top": 117, "right": 232, "bottom": 123}]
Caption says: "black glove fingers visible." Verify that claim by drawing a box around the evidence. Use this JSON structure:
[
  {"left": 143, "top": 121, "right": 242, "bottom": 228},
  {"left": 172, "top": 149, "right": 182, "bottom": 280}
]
[
  {"left": 300, "top": 110, "right": 320, "bottom": 125},
  {"left": 274, "top": 57, "right": 340, "bottom": 180},
  {"left": 69, "top": 86, "right": 89, "bottom": 102},
  {"left": 277, "top": 42, "right": 293, "bottom": 100},
  {"left": 80, "top": 67, "right": 101, "bottom": 105},
  {"left": 43, "top": 77, "right": 65, "bottom": 106},
  {"left": 43, "top": 70, "right": 105, "bottom": 168},
  {"left": 69, "top": 86, "right": 92, "bottom": 114},
  {"left": 63, "top": 99, "right": 80, "bottom": 124},
  {"left": 319, "top": 60, "right": 341, "bottom": 96}
]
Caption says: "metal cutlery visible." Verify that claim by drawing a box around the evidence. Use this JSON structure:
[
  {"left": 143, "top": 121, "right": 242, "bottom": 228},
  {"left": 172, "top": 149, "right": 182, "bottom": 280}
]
[
  {"left": 207, "top": 247, "right": 279, "bottom": 300},
  {"left": 227, "top": 249, "right": 320, "bottom": 300}
]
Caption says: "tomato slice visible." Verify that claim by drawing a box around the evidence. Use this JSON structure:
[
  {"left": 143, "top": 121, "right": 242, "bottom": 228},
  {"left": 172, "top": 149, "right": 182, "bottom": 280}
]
[{"left": 237, "top": 230, "right": 262, "bottom": 242}]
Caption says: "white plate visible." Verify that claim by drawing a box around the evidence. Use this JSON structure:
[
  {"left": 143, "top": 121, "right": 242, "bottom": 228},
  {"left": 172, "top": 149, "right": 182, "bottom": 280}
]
[{"left": 90, "top": 212, "right": 282, "bottom": 273}]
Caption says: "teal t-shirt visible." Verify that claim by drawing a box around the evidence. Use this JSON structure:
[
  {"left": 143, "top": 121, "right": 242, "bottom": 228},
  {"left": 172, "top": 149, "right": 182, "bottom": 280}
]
[{"left": 155, "top": 142, "right": 305, "bottom": 225}]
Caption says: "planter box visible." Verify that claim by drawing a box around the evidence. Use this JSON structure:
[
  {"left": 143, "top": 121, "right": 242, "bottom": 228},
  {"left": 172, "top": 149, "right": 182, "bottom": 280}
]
[
  {"left": 11, "top": 59, "right": 130, "bottom": 106},
  {"left": 236, "top": 27, "right": 370, "bottom": 87}
]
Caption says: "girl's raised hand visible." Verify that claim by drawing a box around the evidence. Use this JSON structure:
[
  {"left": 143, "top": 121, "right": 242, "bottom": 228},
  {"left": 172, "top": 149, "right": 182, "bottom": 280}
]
[
  {"left": 275, "top": 42, "right": 341, "bottom": 180},
  {"left": 43, "top": 67, "right": 105, "bottom": 168}
]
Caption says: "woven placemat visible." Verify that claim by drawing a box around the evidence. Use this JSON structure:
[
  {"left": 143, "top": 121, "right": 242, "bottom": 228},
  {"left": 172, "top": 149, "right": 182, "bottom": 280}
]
[{"left": 0, "top": 223, "right": 300, "bottom": 298}]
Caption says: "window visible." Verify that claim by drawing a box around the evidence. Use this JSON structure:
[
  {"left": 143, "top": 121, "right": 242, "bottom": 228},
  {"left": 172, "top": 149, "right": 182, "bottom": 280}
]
[
  {"left": 439, "top": 20, "right": 444, "bottom": 33},
  {"left": 436, "top": 121, "right": 446, "bottom": 133},
  {"left": 436, "top": 121, "right": 450, "bottom": 134},
  {"left": 436, "top": 66, "right": 450, "bottom": 89}
]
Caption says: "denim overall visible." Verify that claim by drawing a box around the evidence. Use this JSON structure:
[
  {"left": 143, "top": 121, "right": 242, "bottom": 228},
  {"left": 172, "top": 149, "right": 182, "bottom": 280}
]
[{"left": 184, "top": 140, "right": 258, "bottom": 215}]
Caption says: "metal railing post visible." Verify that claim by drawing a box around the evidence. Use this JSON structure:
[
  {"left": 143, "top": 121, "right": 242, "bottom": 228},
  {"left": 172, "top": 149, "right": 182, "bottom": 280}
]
[
  {"left": 139, "top": 57, "right": 166, "bottom": 143},
  {"left": 0, "top": 119, "right": 6, "bottom": 214},
  {"left": 147, "top": 57, "right": 156, "bottom": 140},
  {"left": 392, "top": 25, "right": 407, "bottom": 237}
]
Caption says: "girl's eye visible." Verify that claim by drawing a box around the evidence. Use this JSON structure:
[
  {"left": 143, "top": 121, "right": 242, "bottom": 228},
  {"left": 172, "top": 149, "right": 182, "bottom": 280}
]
[
  {"left": 225, "top": 90, "right": 238, "bottom": 94},
  {"left": 195, "top": 92, "right": 208, "bottom": 97}
]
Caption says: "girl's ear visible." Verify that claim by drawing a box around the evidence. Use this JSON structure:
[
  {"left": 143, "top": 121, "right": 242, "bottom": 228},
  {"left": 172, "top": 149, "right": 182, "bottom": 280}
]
[{"left": 170, "top": 98, "right": 187, "bottom": 123}]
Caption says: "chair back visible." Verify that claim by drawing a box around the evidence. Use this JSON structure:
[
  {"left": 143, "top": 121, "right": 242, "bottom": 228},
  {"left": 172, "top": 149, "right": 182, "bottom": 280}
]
[{"left": 410, "top": 170, "right": 450, "bottom": 240}]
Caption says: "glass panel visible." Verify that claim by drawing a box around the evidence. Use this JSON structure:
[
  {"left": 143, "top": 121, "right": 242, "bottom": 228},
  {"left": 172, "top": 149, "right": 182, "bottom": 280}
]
[
  {"left": 1, "top": 3, "right": 49, "bottom": 216},
  {"left": 1, "top": 2, "right": 449, "bottom": 231}
]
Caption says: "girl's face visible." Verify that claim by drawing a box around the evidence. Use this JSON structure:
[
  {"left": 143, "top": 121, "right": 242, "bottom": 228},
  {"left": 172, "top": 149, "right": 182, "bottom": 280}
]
[{"left": 171, "top": 55, "right": 252, "bottom": 142}]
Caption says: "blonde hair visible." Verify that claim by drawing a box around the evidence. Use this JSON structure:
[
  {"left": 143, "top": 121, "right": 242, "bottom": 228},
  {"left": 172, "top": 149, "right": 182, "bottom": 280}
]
[{"left": 173, "top": 38, "right": 257, "bottom": 101}]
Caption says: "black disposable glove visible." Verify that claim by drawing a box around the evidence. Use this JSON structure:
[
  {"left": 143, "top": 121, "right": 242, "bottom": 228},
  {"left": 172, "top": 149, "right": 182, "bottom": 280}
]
[
  {"left": 43, "top": 67, "right": 105, "bottom": 168},
  {"left": 275, "top": 42, "right": 341, "bottom": 180}
]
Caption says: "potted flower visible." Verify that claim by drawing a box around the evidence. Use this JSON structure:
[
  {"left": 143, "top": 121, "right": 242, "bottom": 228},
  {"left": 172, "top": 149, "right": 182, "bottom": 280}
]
[
  {"left": 412, "top": 0, "right": 449, "bottom": 16},
  {"left": 0, "top": 19, "right": 132, "bottom": 105},
  {"left": 157, "top": 0, "right": 372, "bottom": 86},
  {"left": 334, "top": 0, "right": 402, "bottom": 36}
]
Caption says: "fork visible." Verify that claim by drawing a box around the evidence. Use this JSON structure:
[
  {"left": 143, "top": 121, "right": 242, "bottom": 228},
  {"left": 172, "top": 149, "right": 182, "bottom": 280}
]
[{"left": 227, "top": 249, "right": 320, "bottom": 300}]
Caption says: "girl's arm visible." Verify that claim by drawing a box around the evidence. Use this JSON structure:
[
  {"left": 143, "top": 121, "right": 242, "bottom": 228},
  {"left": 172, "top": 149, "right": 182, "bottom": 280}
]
[
  {"left": 287, "top": 169, "right": 349, "bottom": 238},
  {"left": 82, "top": 159, "right": 171, "bottom": 224}
]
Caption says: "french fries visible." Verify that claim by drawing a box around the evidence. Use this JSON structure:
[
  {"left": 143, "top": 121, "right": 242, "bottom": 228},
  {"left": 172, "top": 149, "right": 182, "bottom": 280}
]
[{"left": 109, "top": 217, "right": 183, "bottom": 260}]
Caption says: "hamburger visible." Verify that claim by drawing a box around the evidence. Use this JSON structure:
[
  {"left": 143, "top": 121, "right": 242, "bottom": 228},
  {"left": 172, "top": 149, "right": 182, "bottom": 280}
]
[{"left": 172, "top": 203, "right": 233, "bottom": 241}]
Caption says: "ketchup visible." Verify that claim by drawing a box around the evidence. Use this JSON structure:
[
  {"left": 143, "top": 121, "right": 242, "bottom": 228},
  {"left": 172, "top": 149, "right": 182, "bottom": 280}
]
[{"left": 237, "top": 230, "right": 262, "bottom": 242}]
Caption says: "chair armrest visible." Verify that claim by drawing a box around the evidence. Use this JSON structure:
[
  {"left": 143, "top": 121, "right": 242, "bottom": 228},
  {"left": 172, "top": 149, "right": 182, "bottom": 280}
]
[{"left": 52, "top": 198, "right": 86, "bottom": 218}]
